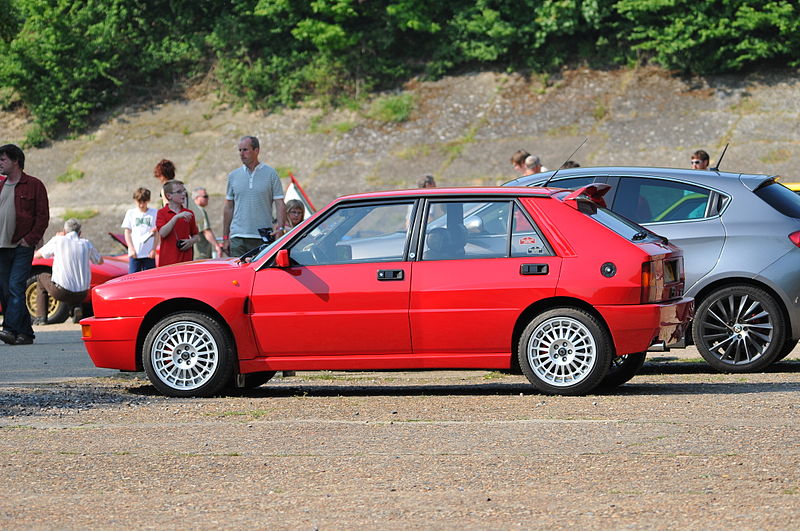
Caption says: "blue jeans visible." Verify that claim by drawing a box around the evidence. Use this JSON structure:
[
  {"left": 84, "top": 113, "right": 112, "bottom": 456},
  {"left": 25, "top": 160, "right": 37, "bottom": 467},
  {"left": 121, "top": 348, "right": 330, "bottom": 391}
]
[
  {"left": 0, "top": 245, "right": 35, "bottom": 337},
  {"left": 129, "top": 257, "right": 156, "bottom": 274}
]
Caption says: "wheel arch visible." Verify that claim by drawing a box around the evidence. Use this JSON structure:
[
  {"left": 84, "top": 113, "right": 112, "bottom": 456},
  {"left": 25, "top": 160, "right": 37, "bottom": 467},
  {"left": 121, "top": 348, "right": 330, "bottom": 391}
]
[
  {"left": 30, "top": 265, "right": 53, "bottom": 276},
  {"left": 689, "top": 277, "right": 793, "bottom": 344},
  {"left": 509, "top": 297, "right": 612, "bottom": 374},
  {"left": 135, "top": 298, "right": 236, "bottom": 372}
]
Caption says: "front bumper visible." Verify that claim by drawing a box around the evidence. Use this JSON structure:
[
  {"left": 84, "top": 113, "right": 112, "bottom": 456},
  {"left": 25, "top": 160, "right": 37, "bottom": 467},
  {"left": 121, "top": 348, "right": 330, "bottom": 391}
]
[{"left": 81, "top": 316, "right": 143, "bottom": 371}]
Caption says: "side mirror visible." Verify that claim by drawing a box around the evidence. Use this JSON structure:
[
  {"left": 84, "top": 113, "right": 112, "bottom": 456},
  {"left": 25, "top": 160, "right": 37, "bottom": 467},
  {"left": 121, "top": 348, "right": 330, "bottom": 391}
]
[{"left": 275, "top": 249, "right": 290, "bottom": 268}]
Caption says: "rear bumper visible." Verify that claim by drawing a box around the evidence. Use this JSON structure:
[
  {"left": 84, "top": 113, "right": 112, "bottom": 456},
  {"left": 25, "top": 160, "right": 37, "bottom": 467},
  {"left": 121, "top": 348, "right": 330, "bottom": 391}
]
[
  {"left": 596, "top": 297, "right": 694, "bottom": 356},
  {"left": 81, "top": 316, "right": 142, "bottom": 371}
]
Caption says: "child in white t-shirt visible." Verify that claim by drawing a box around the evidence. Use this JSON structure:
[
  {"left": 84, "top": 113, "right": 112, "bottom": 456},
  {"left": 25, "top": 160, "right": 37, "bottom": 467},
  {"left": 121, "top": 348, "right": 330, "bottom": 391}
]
[{"left": 121, "top": 187, "right": 159, "bottom": 274}]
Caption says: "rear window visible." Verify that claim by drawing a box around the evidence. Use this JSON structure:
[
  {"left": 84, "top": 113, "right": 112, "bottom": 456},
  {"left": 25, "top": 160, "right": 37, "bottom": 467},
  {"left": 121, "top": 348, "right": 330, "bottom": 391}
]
[
  {"left": 755, "top": 181, "right": 800, "bottom": 218},
  {"left": 558, "top": 192, "right": 663, "bottom": 243}
]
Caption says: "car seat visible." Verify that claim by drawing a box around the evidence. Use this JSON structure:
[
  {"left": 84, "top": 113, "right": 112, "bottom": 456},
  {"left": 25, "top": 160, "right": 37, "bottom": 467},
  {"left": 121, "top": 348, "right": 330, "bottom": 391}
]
[{"left": 425, "top": 226, "right": 467, "bottom": 260}]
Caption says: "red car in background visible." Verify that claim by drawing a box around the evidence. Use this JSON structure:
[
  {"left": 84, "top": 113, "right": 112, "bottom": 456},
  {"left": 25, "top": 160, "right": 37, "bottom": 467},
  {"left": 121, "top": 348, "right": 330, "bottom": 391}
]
[
  {"left": 24, "top": 233, "right": 129, "bottom": 323},
  {"left": 82, "top": 186, "right": 693, "bottom": 397}
]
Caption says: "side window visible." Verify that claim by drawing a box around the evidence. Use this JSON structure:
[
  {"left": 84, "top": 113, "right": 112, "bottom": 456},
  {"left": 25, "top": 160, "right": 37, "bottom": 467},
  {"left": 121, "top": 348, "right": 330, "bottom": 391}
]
[
  {"left": 511, "top": 204, "right": 550, "bottom": 257},
  {"left": 612, "top": 177, "right": 711, "bottom": 223},
  {"left": 290, "top": 202, "right": 412, "bottom": 265},
  {"left": 423, "top": 201, "right": 510, "bottom": 260}
]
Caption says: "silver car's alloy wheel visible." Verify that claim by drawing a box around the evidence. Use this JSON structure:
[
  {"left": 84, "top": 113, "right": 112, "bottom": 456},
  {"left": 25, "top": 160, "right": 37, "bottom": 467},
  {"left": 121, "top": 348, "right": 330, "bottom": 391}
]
[
  {"left": 693, "top": 285, "right": 784, "bottom": 372},
  {"left": 150, "top": 320, "right": 220, "bottom": 391},
  {"left": 526, "top": 316, "right": 597, "bottom": 387}
]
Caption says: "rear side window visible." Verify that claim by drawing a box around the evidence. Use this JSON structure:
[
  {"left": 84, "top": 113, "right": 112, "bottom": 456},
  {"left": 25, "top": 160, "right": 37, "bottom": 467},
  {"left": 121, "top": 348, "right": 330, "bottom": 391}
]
[
  {"left": 547, "top": 176, "right": 601, "bottom": 190},
  {"left": 755, "top": 182, "right": 800, "bottom": 218},
  {"left": 422, "top": 200, "right": 552, "bottom": 260},
  {"left": 612, "top": 177, "right": 711, "bottom": 223},
  {"left": 563, "top": 195, "right": 663, "bottom": 243}
]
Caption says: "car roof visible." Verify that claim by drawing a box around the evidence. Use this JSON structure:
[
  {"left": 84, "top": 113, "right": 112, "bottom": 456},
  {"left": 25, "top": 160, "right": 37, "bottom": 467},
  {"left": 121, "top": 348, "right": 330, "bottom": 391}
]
[
  {"left": 505, "top": 166, "right": 776, "bottom": 192},
  {"left": 335, "top": 186, "right": 558, "bottom": 203}
]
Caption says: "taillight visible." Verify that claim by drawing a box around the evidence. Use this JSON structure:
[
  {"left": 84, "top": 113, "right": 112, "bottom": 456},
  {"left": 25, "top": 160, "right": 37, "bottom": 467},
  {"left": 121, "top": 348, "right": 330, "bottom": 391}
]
[
  {"left": 641, "top": 257, "right": 685, "bottom": 303},
  {"left": 641, "top": 261, "right": 658, "bottom": 303},
  {"left": 790, "top": 231, "right": 800, "bottom": 248}
]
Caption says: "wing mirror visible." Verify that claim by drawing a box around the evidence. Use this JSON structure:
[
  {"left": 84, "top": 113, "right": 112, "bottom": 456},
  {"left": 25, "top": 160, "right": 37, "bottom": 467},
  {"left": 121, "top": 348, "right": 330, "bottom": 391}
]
[{"left": 275, "top": 249, "right": 290, "bottom": 268}]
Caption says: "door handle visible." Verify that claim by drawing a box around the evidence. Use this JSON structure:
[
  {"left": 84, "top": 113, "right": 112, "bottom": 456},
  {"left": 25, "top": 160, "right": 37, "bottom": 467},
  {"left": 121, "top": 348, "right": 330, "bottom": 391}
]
[
  {"left": 520, "top": 263, "right": 548, "bottom": 275},
  {"left": 377, "top": 269, "right": 404, "bottom": 281}
]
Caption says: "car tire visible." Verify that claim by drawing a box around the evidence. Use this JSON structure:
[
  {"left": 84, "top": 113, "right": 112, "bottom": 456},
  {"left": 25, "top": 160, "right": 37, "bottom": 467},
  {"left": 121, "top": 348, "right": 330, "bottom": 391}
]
[
  {"left": 231, "top": 371, "right": 276, "bottom": 390},
  {"left": 518, "top": 308, "right": 611, "bottom": 395},
  {"left": 143, "top": 312, "right": 235, "bottom": 397},
  {"left": 775, "top": 338, "right": 798, "bottom": 362},
  {"left": 599, "top": 352, "right": 646, "bottom": 389},
  {"left": 25, "top": 273, "right": 70, "bottom": 324},
  {"left": 692, "top": 285, "right": 784, "bottom": 373}
]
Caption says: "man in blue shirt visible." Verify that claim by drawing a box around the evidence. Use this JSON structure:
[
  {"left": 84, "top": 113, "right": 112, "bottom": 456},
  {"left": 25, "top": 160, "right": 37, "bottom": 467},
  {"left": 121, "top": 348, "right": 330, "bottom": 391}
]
[{"left": 221, "top": 136, "right": 285, "bottom": 256}]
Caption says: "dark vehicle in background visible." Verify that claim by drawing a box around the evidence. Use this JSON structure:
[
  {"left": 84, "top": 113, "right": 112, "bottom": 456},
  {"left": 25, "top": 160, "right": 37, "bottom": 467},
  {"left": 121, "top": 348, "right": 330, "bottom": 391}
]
[{"left": 506, "top": 167, "right": 800, "bottom": 372}]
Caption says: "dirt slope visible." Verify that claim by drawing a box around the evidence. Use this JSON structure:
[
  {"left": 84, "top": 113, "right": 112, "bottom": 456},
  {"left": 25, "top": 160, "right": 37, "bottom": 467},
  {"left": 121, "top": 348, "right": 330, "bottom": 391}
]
[{"left": 3, "top": 66, "right": 799, "bottom": 254}]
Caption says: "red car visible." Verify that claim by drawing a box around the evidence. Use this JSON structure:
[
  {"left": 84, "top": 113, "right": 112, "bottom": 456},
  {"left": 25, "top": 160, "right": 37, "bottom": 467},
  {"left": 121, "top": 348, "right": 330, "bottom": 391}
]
[
  {"left": 23, "top": 233, "right": 129, "bottom": 323},
  {"left": 82, "top": 186, "right": 693, "bottom": 397}
]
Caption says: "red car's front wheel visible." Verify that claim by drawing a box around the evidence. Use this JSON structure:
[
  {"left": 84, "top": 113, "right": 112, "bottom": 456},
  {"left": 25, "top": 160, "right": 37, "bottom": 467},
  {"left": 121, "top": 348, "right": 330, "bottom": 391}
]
[{"left": 143, "top": 311, "right": 235, "bottom": 397}]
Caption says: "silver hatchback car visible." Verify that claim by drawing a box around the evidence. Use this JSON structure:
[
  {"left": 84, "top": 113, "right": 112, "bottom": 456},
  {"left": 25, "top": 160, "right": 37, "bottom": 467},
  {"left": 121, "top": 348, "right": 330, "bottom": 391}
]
[{"left": 506, "top": 167, "right": 800, "bottom": 372}]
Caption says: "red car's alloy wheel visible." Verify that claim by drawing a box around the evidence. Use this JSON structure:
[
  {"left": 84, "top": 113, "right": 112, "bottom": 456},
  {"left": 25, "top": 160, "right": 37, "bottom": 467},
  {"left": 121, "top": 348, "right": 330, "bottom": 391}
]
[{"left": 143, "top": 312, "right": 235, "bottom": 397}]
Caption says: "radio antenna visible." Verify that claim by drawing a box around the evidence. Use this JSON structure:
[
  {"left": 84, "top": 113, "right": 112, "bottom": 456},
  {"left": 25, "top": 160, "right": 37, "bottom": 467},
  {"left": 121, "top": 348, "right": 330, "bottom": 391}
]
[
  {"left": 711, "top": 143, "right": 729, "bottom": 172},
  {"left": 543, "top": 138, "right": 587, "bottom": 187}
]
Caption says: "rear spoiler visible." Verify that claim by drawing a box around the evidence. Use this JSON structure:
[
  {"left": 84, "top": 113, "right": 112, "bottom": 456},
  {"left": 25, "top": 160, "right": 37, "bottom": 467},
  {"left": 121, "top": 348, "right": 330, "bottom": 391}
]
[{"left": 562, "top": 183, "right": 612, "bottom": 208}]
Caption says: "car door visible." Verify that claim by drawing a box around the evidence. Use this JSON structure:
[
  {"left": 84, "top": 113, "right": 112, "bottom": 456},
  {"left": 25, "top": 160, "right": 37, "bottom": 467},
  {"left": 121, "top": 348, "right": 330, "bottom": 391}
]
[
  {"left": 249, "top": 201, "right": 415, "bottom": 357},
  {"left": 410, "top": 199, "right": 562, "bottom": 357},
  {"left": 608, "top": 176, "right": 725, "bottom": 290}
]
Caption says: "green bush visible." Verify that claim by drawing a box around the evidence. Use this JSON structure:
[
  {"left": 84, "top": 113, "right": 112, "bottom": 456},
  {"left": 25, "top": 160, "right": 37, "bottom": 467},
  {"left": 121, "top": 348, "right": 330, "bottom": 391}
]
[
  {"left": 2, "top": 0, "right": 799, "bottom": 139},
  {"left": 616, "top": 0, "right": 800, "bottom": 73}
]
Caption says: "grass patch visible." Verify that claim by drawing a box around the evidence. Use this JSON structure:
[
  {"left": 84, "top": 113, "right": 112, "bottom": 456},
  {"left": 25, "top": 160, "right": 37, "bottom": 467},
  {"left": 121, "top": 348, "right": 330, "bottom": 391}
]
[
  {"left": 309, "top": 114, "right": 358, "bottom": 135},
  {"left": 63, "top": 208, "right": 99, "bottom": 220},
  {"left": 305, "top": 371, "right": 338, "bottom": 381},
  {"left": 546, "top": 124, "right": 580, "bottom": 137},
  {"left": 395, "top": 144, "right": 431, "bottom": 160},
  {"left": 592, "top": 98, "right": 608, "bottom": 121},
  {"left": 731, "top": 97, "right": 759, "bottom": 114},
  {"left": 274, "top": 165, "right": 293, "bottom": 179},
  {"left": 331, "top": 121, "right": 357, "bottom": 134},
  {"left": 314, "top": 160, "right": 340, "bottom": 172},
  {"left": 216, "top": 409, "right": 273, "bottom": 419},
  {"left": 368, "top": 93, "right": 415, "bottom": 123},
  {"left": 760, "top": 148, "right": 792, "bottom": 164},
  {"left": 56, "top": 168, "right": 85, "bottom": 183},
  {"left": 530, "top": 72, "right": 550, "bottom": 95},
  {"left": 482, "top": 371, "right": 506, "bottom": 380}
]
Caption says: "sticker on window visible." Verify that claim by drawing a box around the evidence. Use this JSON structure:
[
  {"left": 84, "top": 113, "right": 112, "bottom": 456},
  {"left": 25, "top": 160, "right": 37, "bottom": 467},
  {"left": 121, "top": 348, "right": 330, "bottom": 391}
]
[{"left": 518, "top": 236, "right": 537, "bottom": 245}]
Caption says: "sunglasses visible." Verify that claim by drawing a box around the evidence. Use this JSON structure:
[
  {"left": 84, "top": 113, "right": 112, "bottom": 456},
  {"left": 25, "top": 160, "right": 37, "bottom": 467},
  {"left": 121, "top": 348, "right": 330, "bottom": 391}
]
[{"left": 691, "top": 160, "right": 704, "bottom": 165}]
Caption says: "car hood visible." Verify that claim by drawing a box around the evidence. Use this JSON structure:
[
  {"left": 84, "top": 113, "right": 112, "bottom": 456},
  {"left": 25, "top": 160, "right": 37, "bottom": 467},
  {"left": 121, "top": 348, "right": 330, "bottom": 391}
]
[{"left": 104, "top": 257, "right": 244, "bottom": 285}]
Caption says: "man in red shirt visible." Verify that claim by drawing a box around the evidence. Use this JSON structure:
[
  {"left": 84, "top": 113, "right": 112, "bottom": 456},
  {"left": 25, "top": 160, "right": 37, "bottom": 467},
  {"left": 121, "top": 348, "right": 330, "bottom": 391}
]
[{"left": 156, "top": 180, "right": 198, "bottom": 266}]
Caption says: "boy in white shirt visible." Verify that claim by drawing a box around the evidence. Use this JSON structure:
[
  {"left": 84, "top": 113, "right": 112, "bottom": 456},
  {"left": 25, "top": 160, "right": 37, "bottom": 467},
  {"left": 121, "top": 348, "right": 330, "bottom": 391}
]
[{"left": 121, "top": 187, "right": 159, "bottom": 273}]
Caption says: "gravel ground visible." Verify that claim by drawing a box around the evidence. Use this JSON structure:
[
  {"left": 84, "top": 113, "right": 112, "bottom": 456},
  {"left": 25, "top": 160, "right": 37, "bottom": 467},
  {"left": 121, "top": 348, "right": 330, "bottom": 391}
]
[{"left": 1, "top": 352, "right": 799, "bottom": 529}]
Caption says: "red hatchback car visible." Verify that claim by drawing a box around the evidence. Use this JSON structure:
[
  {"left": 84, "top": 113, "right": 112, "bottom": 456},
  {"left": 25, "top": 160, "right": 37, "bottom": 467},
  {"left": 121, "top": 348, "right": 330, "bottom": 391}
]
[{"left": 82, "top": 186, "right": 693, "bottom": 397}]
